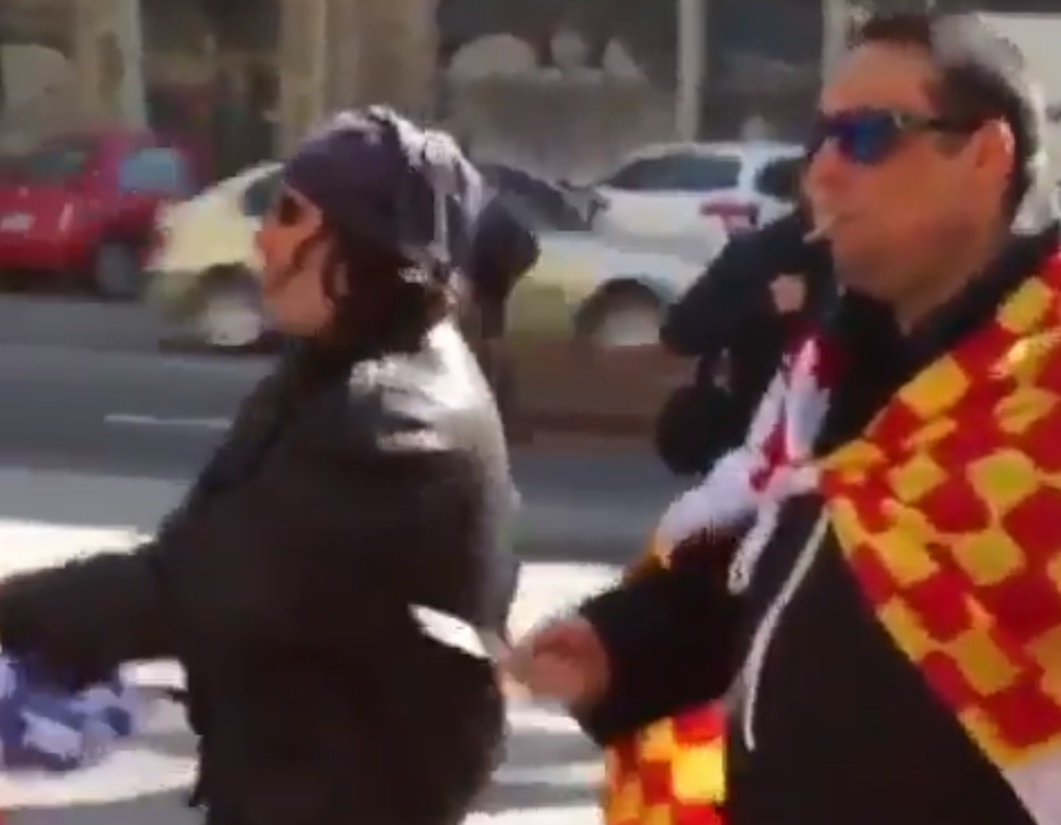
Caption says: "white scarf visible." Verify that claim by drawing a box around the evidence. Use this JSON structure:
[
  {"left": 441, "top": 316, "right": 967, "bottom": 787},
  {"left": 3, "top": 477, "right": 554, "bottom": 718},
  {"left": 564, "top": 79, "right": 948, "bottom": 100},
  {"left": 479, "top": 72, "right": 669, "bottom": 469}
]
[{"left": 655, "top": 334, "right": 835, "bottom": 594}]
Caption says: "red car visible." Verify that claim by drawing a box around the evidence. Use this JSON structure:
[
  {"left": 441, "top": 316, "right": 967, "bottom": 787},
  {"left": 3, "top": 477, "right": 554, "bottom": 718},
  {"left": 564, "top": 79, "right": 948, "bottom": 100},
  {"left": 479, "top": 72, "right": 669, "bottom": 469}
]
[{"left": 0, "top": 130, "right": 207, "bottom": 299}]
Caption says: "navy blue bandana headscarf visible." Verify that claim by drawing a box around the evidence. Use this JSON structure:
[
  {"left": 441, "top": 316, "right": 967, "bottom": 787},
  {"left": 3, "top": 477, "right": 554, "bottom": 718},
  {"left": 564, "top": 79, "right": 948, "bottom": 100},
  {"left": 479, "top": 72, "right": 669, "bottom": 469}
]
[{"left": 282, "top": 106, "right": 485, "bottom": 281}]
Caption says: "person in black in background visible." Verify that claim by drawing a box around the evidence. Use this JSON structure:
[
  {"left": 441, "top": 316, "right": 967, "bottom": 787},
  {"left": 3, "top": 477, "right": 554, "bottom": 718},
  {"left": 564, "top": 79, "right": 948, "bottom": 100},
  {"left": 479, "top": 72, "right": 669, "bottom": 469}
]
[
  {"left": 654, "top": 208, "right": 834, "bottom": 476},
  {"left": 0, "top": 107, "right": 514, "bottom": 825},
  {"left": 510, "top": 11, "right": 1061, "bottom": 824},
  {"left": 455, "top": 189, "right": 539, "bottom": 632},
  {"left": 461, "top": 191, "right": 540, "bottom": 428}
]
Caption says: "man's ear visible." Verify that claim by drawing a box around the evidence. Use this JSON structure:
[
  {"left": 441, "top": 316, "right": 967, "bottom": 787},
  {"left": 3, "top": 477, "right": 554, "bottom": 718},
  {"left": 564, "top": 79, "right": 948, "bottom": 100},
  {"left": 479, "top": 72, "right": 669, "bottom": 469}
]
[{"left": 970, "top": 118, "right": 1016, "bottom": 185}]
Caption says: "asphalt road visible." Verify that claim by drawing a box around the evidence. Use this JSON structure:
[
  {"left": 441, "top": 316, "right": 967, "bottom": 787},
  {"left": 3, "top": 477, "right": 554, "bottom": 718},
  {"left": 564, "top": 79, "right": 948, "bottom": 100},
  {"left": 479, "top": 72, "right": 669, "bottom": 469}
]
[
  {"left": 0, "top": 341, "right": 681, "bottom": 554},
  {"left": 0, "top": 297, "right": 687, "bottom": 825}
]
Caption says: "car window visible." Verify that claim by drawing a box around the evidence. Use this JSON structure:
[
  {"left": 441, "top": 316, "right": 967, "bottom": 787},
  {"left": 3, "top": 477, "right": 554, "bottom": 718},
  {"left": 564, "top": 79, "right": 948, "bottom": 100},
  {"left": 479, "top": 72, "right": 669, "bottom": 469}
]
[
  {"left": 241, "top": 170, "right": 282, "bottom": 218},
  {"left": 17, "top": 141, "right": 95, "bottom": 185},
  {"left": 482, "top": 165, "right": 589, "bottom": 231},
  {"left": 755, "top": 157, "right": 802, "bottom": 201},
  {"left": 602, "top": 153, "right": 741, "bottom": 192},
  {"left": 117, "top": 148, "right": 192, "bottom": 197},
  {"left": 498, "top": 190, "right": 587, "bottom": 232},
  {"left": 601, "top": 158, "right": 664, "bottom": 191}
]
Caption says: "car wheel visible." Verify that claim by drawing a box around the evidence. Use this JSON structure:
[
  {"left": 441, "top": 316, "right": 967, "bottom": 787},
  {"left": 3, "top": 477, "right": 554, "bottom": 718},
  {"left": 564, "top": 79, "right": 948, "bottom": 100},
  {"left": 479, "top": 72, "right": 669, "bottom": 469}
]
[
  {"left": 577, "top": 285, "right": 664, "bottom": 348},
  {"left": 195, "top": 274, "right": 268, "bottom": 351},
  {"left": 92, "top": 243, "right": 143, "bottom": 301}
]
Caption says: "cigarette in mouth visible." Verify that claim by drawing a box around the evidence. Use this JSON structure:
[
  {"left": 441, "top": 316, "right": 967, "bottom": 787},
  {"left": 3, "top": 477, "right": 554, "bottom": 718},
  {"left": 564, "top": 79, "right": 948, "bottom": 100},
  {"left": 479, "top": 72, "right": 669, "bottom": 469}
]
[{"left": 804, "top": 215, "right": 835, "bottom": 242}]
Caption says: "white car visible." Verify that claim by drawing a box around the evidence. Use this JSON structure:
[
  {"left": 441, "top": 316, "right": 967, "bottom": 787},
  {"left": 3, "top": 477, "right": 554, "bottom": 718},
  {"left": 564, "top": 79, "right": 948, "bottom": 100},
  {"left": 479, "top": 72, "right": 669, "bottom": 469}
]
[
  {"left": 146, "top": 163, "right": 279, "bottom": 349},
  {"left": 588, "top": 140, "right": 804, "bottom": 242},
  {"left": 480, "top": 163, "right": 714, "bottom": 347},
  {"left": 146, "top": 161, "right": 718, "bottom": 350},
  {"left": 507, "top": 228, "right": 708, "bottom": 348}
]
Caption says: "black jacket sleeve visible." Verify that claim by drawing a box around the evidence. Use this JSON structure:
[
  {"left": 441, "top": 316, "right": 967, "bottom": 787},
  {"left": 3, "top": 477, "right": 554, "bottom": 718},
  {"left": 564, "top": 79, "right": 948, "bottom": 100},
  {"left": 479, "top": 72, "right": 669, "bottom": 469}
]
[
  {"left": 0, "top": 387, "right": 474, "bottom": 690},
  {"left": 575, "top": 542, "right": 740, "bottom": 744},
  {"left": 661, "top": 211, "right": 819, "bottom": 358},
  {"left": 653, "top": 381, "right": 749, "bottom": 477},
  {"left": 468, "top": 198, "right": 540, "bottom": 337}
]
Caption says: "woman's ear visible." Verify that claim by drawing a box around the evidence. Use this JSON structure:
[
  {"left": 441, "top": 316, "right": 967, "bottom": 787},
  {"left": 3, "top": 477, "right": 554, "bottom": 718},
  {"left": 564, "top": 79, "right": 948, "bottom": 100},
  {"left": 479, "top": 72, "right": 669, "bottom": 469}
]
[{"left": 299, "top": 198, "right": 325, "bottom": 236}]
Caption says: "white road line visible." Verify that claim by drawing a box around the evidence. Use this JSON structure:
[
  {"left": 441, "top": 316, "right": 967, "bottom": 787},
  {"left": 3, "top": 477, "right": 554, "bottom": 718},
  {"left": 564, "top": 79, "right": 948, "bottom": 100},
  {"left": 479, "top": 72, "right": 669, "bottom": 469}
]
[
  {"left": 493, "top": 761, "right": 602, "bottom": 786},
  {"left": 104, "top": 413, "right": 232, "bottom": 431},
  {"left": 467, "top": 807, "right": 598, "bottom": 824}
]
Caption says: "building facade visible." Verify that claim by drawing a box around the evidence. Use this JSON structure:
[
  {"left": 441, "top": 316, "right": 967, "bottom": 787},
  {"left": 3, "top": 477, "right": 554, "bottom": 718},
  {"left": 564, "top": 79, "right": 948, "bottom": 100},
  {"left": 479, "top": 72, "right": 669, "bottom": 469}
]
[{"left": 1, "top": 0, "right": 1055, "bottom": 179}]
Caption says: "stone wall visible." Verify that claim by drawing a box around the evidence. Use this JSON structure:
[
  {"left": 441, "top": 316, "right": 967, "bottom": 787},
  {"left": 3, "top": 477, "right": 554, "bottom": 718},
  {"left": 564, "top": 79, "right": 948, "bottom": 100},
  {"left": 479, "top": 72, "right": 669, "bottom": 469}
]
[
  {"left": 0, "top": 44, "right": 84, "bottom": 153},
  {"left": 321, "top": 0, "right": 437, "bottom": 134},
  {"left": 0, "top": 0, "right": 80, "bottom": 153},
  {"left": 445, "top": 76, "right": 675, "bottom": 179}
]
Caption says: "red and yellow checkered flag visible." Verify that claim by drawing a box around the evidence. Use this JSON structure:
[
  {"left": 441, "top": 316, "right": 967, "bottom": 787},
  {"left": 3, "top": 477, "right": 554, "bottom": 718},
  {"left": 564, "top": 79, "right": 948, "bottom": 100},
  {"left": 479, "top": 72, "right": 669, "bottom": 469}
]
[
  {"left": 816, "top": 255, "right": 1061, "bottom": 812},
  {"left": 600, "top": 539, "right": 729, "bottom": 825},
  {"left": 602, "top": 700, "right": 726, "bottom": 825}
]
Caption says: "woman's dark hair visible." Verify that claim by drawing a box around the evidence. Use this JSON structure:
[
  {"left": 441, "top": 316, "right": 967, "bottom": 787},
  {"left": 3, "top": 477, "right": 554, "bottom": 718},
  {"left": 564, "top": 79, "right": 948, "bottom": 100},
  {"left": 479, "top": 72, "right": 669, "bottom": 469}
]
[
  {"left": 280, "top": 107, "right": 484, "bottom": 347},
  {"left": 318, "top": 224, "right": 456, "bottom": 350}
]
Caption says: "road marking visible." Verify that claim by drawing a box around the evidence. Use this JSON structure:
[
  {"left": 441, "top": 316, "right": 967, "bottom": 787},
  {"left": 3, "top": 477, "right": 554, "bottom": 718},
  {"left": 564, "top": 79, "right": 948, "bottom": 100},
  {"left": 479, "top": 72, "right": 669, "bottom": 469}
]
[
  {"left": 468, "top": 806, "right": 598, "bottom": 824},
  {"left": 104, "top": 413, "right": 231, "bottom": 431},
  {"left": 0, "top": 749, "right": 196, "bottom": 808},
  {"left": 494, "top": 761, "right": 602, "bottom": 786}
]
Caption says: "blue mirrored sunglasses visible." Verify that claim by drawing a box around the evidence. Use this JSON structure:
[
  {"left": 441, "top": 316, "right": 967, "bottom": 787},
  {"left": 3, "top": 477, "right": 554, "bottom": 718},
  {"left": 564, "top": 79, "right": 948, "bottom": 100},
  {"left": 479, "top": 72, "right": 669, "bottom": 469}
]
[{"left": 807, "top": 108, "right": 977, "bottom": 166}]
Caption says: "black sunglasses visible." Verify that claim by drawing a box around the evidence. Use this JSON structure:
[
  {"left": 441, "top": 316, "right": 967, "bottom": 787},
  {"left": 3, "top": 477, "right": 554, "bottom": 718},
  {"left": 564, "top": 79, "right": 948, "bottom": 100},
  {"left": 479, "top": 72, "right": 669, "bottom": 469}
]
[{"left": 807, "top": 108, "right": 979, "bottom": 166}]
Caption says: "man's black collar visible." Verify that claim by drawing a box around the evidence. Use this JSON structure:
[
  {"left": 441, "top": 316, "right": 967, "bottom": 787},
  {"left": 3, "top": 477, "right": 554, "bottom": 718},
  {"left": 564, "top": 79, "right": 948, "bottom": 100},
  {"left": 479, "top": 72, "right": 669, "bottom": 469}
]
[
  {"left": 905, "top": 222, "right": 1061, "bottom": 367},
  {"left": 826, "top": 222, "right": 1061, "bottom": 372},
  {"left": 815, "top": 222, "right": 1060, "bottom": 452}
]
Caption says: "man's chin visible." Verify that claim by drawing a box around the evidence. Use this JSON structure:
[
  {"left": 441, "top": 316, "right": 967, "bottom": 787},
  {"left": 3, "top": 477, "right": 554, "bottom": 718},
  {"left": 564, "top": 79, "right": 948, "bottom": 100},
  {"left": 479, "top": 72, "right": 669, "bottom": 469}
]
[{"left": 832, "top": 251, "right": 889, "bottom": 298}]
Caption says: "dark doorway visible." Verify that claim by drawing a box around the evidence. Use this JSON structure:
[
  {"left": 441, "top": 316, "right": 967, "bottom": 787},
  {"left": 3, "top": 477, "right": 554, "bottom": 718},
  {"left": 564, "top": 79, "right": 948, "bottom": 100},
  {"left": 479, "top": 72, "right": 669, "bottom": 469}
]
[{"left": 143, "top": 0, "right": 280, "bottom": 181}]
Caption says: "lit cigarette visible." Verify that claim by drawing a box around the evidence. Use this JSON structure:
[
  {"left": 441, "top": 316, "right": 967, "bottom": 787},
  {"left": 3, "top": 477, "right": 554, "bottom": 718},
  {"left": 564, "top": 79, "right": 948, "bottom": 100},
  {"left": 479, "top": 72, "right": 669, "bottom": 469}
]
[{"left": 804, "top": 215, "right": 836, "bottom": 242}]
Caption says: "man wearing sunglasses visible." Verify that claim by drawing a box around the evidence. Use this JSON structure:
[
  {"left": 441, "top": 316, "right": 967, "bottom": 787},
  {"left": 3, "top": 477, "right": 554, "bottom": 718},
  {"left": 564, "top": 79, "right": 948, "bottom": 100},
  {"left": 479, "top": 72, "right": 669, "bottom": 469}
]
[
  {"left": 509, "top": 11, "right": 1061, "bottom": 825},
  {"left": 0, "top": 108, "right": 516, "bottom": 825}
]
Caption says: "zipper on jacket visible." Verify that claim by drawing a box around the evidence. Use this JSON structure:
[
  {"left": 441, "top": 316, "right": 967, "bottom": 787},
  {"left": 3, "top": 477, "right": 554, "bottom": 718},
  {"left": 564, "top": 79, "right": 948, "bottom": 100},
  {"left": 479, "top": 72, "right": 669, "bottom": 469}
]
[{"left": 734, "top": 511, "right": 829, "bottom": 750}]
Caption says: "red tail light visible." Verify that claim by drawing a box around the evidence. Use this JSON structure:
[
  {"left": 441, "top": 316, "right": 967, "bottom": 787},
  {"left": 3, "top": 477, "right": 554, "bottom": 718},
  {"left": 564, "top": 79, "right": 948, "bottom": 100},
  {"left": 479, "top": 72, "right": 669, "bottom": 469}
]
[{"left": 700, "top": 201, "right": 759, "bottom": 233}]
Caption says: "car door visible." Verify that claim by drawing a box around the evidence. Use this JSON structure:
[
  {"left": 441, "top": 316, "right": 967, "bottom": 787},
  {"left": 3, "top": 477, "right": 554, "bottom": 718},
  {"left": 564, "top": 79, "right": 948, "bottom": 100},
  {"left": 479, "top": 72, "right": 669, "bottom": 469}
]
[
  {"left": 752, "top": 155, "right": 802, "bottom": 226},
  {"left": 7, "top": 138, "right": 98, "bottom": 270},
  {"left": 596, "top": 153, "right": 740, "bottom": 242},
  {"left": 0, "top": 171, "right": 30, "bottom": 263}
]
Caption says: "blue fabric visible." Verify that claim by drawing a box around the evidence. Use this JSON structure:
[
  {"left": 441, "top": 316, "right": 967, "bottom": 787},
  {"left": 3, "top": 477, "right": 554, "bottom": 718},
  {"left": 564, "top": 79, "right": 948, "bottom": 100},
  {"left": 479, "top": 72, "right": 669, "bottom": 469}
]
[{"left": 0, "top": 654, "right": 135, "bottom": 772}]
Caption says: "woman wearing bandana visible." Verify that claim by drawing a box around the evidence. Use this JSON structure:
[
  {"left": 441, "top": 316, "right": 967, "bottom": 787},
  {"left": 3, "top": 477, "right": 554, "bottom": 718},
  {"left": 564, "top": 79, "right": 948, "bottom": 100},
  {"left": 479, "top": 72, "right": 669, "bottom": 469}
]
[{"left": 0, "top": 108, "right": 515, "bottom": 825}]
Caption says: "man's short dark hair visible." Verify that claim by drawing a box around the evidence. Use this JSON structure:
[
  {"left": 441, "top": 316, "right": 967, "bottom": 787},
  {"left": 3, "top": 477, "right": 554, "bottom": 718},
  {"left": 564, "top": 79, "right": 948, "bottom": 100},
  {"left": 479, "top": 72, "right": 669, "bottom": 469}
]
[{"left": 850, "top": 11, "right": 1046, "bottom": 213}]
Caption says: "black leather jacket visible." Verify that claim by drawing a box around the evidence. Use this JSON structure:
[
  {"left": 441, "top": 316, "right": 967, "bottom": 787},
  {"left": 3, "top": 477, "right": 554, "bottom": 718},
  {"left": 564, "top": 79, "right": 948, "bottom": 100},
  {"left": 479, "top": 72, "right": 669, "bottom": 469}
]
[{"left": 0, "top": 321, "right": 514, "bottom": 825}]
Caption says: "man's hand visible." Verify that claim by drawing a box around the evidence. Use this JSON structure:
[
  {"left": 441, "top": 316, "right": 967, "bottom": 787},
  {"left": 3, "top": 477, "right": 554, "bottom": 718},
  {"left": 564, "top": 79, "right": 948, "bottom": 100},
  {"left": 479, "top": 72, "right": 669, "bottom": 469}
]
[
  {"left": 770, "top": 274, "right": 806, "bottom": 314},
  {"left": 505, "top": 615, "right": 611, "bottom": 708}
]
